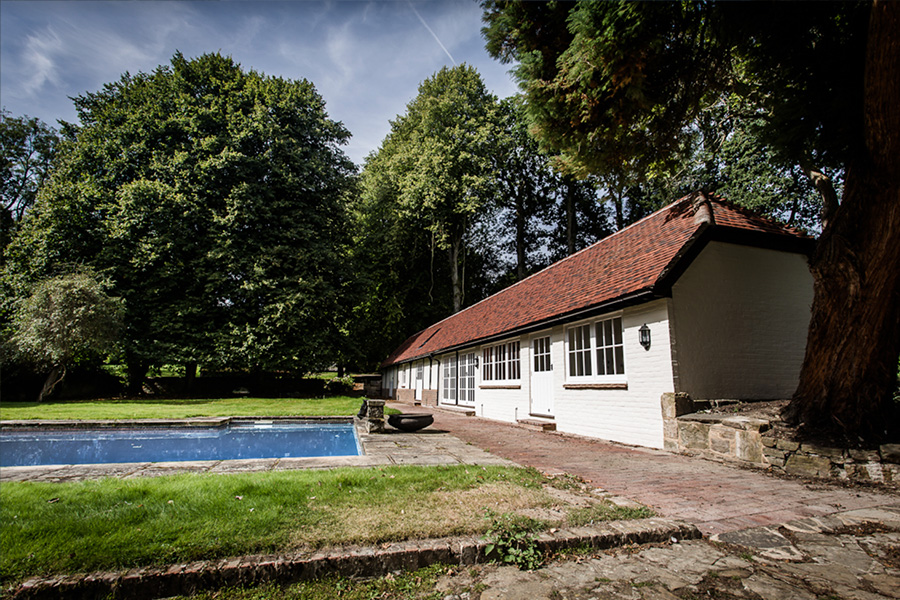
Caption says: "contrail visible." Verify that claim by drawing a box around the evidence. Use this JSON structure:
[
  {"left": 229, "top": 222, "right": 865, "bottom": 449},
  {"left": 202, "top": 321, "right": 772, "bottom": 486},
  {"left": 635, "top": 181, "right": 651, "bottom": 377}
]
[{"left": 408, "top": 0, "right": 456, "bottom": 65}]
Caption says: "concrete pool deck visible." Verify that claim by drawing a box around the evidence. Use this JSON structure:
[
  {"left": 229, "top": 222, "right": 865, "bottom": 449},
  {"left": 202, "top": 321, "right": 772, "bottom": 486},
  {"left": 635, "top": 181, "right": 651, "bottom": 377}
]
[{"left": 0, "top": 419, "right": 514, "bottom": 483}]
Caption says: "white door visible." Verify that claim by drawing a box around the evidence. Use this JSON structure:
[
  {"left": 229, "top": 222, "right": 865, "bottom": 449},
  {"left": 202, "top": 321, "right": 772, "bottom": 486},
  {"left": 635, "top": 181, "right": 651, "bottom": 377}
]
[
  {"left": 530, "top": 335, "right": 554, "bottom": 416},
  {"left": 414, "top": 362, "right": 424, "bottom": 401},
  {"left": 459, "top": 353, "right": 476, "bottom": 406}
]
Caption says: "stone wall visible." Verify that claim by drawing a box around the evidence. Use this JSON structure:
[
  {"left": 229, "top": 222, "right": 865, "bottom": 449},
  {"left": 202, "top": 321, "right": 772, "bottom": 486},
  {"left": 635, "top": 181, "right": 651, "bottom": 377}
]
[
  {"left": 761, "top": 438, "right": 900, "bottom": 482},
  {"left": 396, "top": 389, "right": 415, "bottom": 403},
  {"left": 660, "top": 393, "right": 900, "bottom": 484}
]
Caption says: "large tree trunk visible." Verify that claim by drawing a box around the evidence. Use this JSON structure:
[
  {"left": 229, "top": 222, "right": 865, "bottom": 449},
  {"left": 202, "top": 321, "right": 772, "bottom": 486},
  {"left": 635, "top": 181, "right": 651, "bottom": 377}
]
[
  {"left": 449, "top": 236, "right": 463, "bottom": 314},
  {"left": 125, "top": 352, "right": 148, "bottom": 396},
  {"left": 783, "top": 0, "right": 900, "bottom": 443},
  {"left": 37, "top": 364, "right": 65, "bottom": 402},
  {"left": 183, "top": 361, "right": 197, "bottom": 394},
  {"left": 565, "top": 178, "right": 577, "bottom": 256},
  {"left": 515, "top": 190, "right": 527, "bottom": 280}
]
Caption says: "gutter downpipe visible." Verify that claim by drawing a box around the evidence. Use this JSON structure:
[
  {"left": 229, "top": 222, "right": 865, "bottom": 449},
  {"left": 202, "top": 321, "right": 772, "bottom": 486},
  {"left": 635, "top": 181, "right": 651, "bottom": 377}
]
[{"left": 455, "top": 350, "right": 460, "bottom": 406}]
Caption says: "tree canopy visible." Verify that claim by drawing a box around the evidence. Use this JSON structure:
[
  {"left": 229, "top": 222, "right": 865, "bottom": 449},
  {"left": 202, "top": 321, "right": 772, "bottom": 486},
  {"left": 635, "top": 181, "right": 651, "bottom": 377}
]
[
  {"left": 5, "top": 52, "right": 355, "bottom": 387},
  {"left": 0, "top": 111, "right": 60, "bottom": 263},
  {"left": 11, "top": 270, "right": 123, "bottom": 401},
  {"left": 482, "top": 0, "right": 900, "bottom": 441}
]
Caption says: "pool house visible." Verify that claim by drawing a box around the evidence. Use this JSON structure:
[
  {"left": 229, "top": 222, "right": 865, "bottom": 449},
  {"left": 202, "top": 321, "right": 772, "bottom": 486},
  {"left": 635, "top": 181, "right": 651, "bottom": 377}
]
[{"left": 380, "top": 194, "right": 815, "bottom": 450}]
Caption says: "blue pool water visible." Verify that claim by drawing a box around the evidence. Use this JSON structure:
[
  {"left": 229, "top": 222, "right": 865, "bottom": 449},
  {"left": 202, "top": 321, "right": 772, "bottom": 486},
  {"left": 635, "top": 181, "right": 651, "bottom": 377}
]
[{"left": 0, "top": 421, "right": 361, "bottom": 467}]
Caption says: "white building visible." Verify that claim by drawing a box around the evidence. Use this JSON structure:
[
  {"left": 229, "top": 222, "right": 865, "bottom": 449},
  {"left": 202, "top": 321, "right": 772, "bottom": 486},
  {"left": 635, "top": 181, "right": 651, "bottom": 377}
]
[{"left": 381, "top": 194, "right": 814, "bottom": 449}]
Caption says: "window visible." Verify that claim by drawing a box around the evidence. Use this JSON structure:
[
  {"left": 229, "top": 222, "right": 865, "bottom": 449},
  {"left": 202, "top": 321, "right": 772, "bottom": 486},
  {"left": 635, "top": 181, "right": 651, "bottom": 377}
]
[
  {"left": 483, "top": 340, "right": 520, "bottom": 381},
  {"left": 442, "top": 356, "right": 457, "bottom": 402},
  {"left": 595, "top": 318, "right": 624, "bottom": 376},
  {"left": 566, "top": 316, "right": 625, "bottom": 381},
  {"left": 533, "top": 336, "right": 551, "bottom": 372},
  {"left": 568, "top": 324, "right": 592, "bottom": 377},
  {"left": 416, "top": 363, "right": 423, "bottom": 380},
  {"left": 459, "top": 353, "right": 476, "bottom": 404}
]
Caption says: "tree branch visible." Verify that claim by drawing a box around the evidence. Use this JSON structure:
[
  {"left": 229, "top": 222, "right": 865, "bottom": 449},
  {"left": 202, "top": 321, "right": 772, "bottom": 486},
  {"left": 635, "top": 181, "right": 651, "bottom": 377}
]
[{"left": 798, "top": 157, "right": 840, "bottom": 229}]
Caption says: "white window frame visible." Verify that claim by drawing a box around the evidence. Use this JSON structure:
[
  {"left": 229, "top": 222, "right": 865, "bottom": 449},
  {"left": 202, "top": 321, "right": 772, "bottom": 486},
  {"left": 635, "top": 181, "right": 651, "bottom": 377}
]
[
  {"left": 564, "top": 314, "right": 626, "bottom": 384},
  {"left": 442, "top": 355, "right": 457, "bottom": 402},
  {"left": 483, "top": 339, "right": 521, "bottom": 382},
  {"left": 459, "top": 352, "right": 476, "bottom": 405}
]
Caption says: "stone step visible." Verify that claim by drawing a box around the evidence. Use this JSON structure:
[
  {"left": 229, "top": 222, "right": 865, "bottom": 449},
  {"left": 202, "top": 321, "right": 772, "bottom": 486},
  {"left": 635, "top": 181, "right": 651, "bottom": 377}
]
[
  {"left": 517, "top": 418, "right": 557, "bottom": 432},
  {"left": 438, "top": 405, "right": 476, "bottom": 416}
]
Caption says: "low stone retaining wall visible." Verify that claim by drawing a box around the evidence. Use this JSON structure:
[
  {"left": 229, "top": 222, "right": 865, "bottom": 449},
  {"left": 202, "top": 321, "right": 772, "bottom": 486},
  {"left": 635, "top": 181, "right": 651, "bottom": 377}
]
[
  {"left": 661, "top": 393, "right": 900, "bottom": 484},
  {"left": 761, "top": 437, "right": 900, "bottom": 482},
  {"left": 8, "top": 519, "right": 700, "bottom": 600}
]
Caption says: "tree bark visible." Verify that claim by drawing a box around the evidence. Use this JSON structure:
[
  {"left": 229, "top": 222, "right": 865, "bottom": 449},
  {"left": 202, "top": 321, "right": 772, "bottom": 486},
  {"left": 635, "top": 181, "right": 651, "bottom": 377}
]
[
  {"left": 515, "top": 190, "right": 527, "bottom": 280},
  {"left": 184, "top": 361, "right": 197, "bottom": 393},
  {"left": 783, "top": 0, "right": 900, "bottom": 442},
  {"left": 37, "top": 364, "right": 65, "bottom": 402},
  {"left": 565, "top": 178, "right": 577, "bottom": 256},
  {"left": 125, "top": 352, "right": 148, "bottom": 396},
  {"left": 449, "top": 235, "right": 463, "bottom": 313}
]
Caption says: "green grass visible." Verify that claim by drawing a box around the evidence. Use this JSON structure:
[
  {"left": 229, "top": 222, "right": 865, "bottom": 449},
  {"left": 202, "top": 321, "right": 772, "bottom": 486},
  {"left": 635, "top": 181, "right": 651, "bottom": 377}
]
[
  {"left": 0, "top": 466, "right": 551, "bottom": 584},
  {"left": 0, "top": 396, "right": 399, "bottom": 421},
  {"left": 174, "top": 564, "right": 453, "bottom": 600}
]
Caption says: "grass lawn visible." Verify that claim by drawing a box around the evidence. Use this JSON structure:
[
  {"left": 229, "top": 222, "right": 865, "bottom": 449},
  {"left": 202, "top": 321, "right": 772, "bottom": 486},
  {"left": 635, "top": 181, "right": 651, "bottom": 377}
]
[
  {"left": 0, "top": 396, "right": 399, "bottom": 421},
  {"left": 0, "top": 465, "right": 651, "bottom": 585}
]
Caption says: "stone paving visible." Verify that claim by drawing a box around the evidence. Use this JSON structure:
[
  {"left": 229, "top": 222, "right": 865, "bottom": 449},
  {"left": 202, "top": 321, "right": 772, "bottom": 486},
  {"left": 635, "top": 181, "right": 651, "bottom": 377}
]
[
  {"left": 435, "top": 505, "right": 900, "bottom": 599},
  {"left": 0, "top": 421, "right": 513, "bottom": 483},
  {"left": 420, "top": 404, "right": 900, "bottom": 535}
]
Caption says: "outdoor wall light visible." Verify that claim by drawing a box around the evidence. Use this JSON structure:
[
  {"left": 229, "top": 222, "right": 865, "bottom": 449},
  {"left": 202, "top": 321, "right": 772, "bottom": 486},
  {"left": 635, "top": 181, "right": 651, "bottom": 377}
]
[
  {"left": 639, "top": 324, "right": 651, "bottom": 350},
  {"left": 474, "top": 356, "right": 479, "bottom": 368}
]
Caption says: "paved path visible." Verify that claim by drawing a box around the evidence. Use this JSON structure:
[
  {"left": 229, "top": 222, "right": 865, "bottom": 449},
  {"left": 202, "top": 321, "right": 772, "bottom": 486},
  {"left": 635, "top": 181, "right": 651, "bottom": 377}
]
[
  {"left": 434, "top": 505, "right": 900, "bottom": 600},
  {"left": 416, "top": 404, "right": 899, "bottom": 535}
]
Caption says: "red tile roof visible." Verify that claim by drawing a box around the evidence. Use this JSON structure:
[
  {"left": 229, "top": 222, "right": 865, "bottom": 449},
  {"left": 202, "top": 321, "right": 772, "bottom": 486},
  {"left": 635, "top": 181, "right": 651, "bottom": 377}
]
[{"left": 382, "top": 195, "right": 811, "bottom": 367}]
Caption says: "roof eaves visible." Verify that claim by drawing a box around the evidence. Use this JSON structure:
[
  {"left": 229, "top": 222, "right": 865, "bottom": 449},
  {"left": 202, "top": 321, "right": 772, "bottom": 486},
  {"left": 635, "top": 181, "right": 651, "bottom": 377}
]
[{"left": 382, "top": 287, "right": 662, "bottom": 368}]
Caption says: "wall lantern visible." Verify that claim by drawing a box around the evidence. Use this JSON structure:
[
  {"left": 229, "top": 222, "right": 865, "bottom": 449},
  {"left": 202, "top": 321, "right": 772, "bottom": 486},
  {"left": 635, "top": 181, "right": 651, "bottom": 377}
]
[
  {"left": 639, "top": 324, "right": 651, "bottom": 350},
  {"left": 474, "top": 356, "right": 479, "bottom": 368}
]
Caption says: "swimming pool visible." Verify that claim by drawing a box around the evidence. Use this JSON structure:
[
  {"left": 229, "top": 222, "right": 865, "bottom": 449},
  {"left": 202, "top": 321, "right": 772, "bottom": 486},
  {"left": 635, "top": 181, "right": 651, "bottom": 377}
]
[{"left": 0, "top": 420, "right": 361, "bottom": 467}]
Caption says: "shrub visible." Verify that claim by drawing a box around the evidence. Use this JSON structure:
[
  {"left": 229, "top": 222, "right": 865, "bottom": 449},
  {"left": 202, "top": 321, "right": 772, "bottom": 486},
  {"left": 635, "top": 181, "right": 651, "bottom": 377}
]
[{"left": 325, "top": 376, "right": 354, "bottom": 395}]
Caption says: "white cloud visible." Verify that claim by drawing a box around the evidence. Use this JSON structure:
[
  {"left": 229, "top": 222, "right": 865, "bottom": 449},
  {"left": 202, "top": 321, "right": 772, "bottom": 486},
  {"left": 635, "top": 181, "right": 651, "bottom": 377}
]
[{"left": 20, "top": 26, "right": 65, "bottom": 97}]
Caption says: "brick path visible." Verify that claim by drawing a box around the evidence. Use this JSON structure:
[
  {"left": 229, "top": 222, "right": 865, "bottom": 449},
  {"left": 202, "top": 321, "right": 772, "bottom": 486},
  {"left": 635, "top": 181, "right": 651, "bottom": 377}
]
[{"left": 417, "top": 405, "right": 899, "bottom": 535}]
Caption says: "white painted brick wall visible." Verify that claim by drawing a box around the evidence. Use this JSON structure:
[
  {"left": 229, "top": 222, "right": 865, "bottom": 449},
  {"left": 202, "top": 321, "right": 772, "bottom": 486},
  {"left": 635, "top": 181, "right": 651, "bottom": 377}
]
[
  {"left": 671, "top": 242, "right": 813, "bottom": 400},
  {"left": 553, "top": 300, "right": 674, "bottom": 449}
]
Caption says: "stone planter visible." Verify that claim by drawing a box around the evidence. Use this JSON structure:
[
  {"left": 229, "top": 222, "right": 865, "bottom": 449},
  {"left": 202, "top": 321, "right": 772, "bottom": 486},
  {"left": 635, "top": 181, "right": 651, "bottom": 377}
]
[{"left": 387, "top": 413, "right": 434, "bottom": 432}]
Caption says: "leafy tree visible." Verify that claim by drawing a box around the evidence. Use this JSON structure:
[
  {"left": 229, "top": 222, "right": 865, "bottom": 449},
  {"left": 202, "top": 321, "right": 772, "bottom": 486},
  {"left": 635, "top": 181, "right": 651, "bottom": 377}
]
[
  {"left": 378, "top": 64, "right": 502, "bottom": 314},
  {"left": 491, "top": 97, "right": 558, "bottom": 280},
  {"left": 0, "top": 111, "right": 60, "bottom": 263},
  {"left": 483, "top": 0, "right": 900, "bottom": 441},
  {"left": 6, "top": 53, "right": 354, "bottom": 389},
  {"left": 11, "top": 270, "right": 123, "bottom": 401}
]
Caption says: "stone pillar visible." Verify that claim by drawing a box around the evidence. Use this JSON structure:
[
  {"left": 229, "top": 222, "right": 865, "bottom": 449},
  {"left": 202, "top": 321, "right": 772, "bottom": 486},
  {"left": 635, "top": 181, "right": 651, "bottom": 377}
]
[
  {"left": 660, "top": 392, "right": 693, "bottom": 452},
  {"left": 364, "top": 399, "right": 385, "bottom": 433}
]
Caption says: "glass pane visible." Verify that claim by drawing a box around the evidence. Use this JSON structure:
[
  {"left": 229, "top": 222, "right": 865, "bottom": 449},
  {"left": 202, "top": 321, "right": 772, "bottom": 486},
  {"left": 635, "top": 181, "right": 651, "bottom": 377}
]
[
  {"left": 615, "top": 346, "right": 624, "bottom": 374},
  {"left": 613, "top": 317, "right": 623, "bottom": 345},
  {"left": 604, "top": 320, "right": 613, "bottom": 347},
  {"left": 596, "top": 349, "right": 605, "bottom": 375},
  {"left": 606, "top": 347, "right": 615, "bottom": 374}
]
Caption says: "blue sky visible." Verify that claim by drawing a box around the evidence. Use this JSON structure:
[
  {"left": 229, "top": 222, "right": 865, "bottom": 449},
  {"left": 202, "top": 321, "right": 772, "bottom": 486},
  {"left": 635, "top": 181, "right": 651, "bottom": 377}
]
[{"left": 0, "top": 0, "right": 519, "bottom": 166}]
